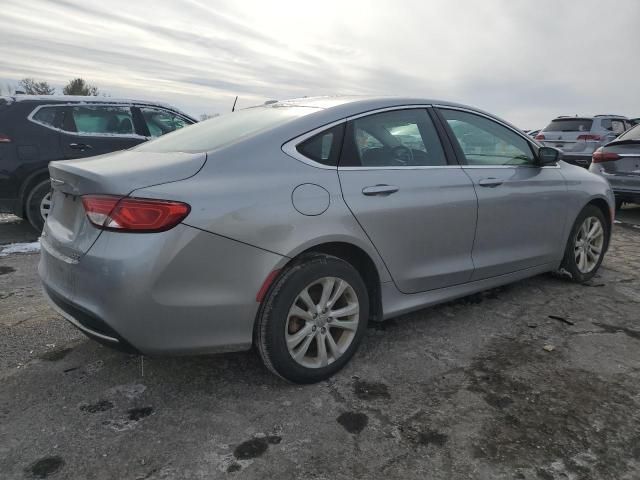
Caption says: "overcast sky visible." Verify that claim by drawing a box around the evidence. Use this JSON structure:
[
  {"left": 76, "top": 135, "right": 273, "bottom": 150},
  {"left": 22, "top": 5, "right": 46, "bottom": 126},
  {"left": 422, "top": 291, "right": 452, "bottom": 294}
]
[{"left": 1, "top": 0, "right": 638, "bottom": 128}]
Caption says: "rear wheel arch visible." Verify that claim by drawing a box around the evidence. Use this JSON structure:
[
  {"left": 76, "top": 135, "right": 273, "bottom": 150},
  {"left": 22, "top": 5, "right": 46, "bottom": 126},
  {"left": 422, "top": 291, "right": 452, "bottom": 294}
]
[
  {"left": 297, "top": 242, "right": 382, "bottom": 323},
  {"left": 257, "top": 242, "right": 383, "bottom": 327},
  {"left": 586, "top": 197, "right": 612, "bottom": 249}
]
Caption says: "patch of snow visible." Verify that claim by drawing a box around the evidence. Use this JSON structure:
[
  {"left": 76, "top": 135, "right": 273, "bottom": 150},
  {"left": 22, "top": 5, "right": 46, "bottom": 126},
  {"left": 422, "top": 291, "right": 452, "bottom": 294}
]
[{"left": 0, "top": 241, "right": 41, "bottom": 256}]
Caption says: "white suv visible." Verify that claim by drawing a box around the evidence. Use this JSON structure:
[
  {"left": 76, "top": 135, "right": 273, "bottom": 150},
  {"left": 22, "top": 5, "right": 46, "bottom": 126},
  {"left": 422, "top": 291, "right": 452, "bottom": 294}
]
[{"left": 536, "top": 115, "right": 634, "bottom": 167}]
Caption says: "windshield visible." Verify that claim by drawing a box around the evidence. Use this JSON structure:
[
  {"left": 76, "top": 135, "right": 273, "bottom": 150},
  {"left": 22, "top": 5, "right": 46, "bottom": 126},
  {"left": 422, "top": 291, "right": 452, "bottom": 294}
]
[
  {"left": 542, "top": 118, "right": 593, "bottom": 132},
  {"left": 615, "top": 124, "right": 640, "bottom": 142},
  {"left": 135, "top": 105, "right": 318, "bottom": 153}
]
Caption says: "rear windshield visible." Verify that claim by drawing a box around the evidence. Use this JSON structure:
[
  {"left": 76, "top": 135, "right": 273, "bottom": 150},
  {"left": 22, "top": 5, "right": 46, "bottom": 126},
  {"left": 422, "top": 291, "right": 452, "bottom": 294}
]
[
  {"left": 542, "top": 118, "right": 593, "bottom": 132},
  {"left": 616, "top": 124, "right": 640, "bottom": 141},
  {"left": 135, "top": 106, "right": 317, "bottom": 153}
]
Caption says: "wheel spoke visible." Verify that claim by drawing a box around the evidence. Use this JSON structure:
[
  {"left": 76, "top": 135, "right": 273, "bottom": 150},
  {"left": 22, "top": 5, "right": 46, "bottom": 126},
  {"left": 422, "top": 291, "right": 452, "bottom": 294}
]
[
  {"left": 326, "top": 333, "right": 341, "bottom": 359},
  {"left": 290, "top": 305, "right": 313, "bottom": 321},
  {"left": 326, "top": 279, "right": 347, "bottom": 309},
  {"left": 286, "top": 323, "right": 313, "bottom": 349},
  {"left": 298, "top": 287, "right": 316, "bottom": 311},
  {"left": 590, "top": 243, "right": 602, "bottom": 255},
  {"left": 330, "top": 302, "right": 359, "bottom": 318},
  {"left": 318, "top": 277, "right": 335, "bottom": 310},
  {"left": 292, "top": 332, "right": 315, "bottom": 361},
  {"left": 330, "top": 318, "right": 359, "bottom": 331},
  {"left": 578, "top": 251, "right": 587, "bottom": 271},
  {"left": 316, "top": 334, "right": 328, "bottom": 367},
  {"left": 588, "top": 221, "right": 602, "bottom": 241}
]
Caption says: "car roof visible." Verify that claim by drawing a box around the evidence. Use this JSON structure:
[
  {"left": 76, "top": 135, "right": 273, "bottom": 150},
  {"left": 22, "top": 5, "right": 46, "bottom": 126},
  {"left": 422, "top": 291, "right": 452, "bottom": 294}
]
[
  {"left": 271, "top": 95, "right": 469, "bottom": 111},
  {"left": 0, "top": 95, "right": 195, "bottom": 120},
  {"left": 248, "top": 95, "right": 529, "bottom": 142}
]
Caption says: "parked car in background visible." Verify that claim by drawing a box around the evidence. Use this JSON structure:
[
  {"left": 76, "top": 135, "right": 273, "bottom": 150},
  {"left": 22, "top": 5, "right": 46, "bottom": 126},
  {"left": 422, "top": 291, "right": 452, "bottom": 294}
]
[
  {"left": 535, "top": 115, "right": 634, "bottom": 168},
  {"left": 0, "top": 95, "right": 196, "bottom": 230},
  {"left": 589, "top": 123, "right": 640, "bottom": 209},
  {"left": 527, "top": 129, "right": 540, "bottom": 138},
  {"left": 39, "top": 96, "right": 614, "bottom": 383}
]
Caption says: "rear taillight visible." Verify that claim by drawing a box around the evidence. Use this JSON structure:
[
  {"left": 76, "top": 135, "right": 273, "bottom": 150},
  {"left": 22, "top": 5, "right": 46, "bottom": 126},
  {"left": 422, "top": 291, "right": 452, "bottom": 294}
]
[
  {"left": 592, "top": 148, "right": 621, "bottom": 163},
  {"left": 81, "top": 195, "right": 190, "bottom": 232},
  {"left": 0, "top": 134, "right": 11, "bottom": 143},
  {"left": 535, "top": 133, "right": 545, "bottom": 140},
  {"left": 577, "top": 134, "right": 602, "bottom": 142}
]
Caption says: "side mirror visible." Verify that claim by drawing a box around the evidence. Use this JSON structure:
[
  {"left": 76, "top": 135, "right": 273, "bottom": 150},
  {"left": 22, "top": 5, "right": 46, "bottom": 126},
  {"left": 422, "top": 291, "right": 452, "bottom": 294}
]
[{"left": 538, "top": 146, "right": 562, "bottom": 165}]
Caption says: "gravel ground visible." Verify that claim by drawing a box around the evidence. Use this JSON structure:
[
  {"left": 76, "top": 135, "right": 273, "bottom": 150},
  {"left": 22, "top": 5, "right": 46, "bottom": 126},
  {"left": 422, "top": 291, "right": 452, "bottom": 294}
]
[{"left": 1, "top": 210, "right": 640, "bottom": 480}]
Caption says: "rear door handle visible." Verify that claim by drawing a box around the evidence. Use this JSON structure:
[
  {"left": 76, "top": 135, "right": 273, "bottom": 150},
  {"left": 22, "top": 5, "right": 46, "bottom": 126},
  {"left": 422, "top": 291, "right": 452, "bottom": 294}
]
[
  {"left": 362, "top": 184, "right": 399, "bottom": 196},
  {"left": 478, "top": 178, "right": 503, "bottom": 188},
  {"left": 69, "top": 143, "right": 93, "bottom": 151}
]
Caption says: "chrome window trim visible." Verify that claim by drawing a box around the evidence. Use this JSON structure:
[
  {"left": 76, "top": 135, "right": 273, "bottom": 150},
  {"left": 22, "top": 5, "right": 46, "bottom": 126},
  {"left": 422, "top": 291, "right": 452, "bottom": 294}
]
[
  {"left": 27, "top": 103, "right": 147, "bottom": 140},
  {"left": 339, "top": 165, "right": 461, "bottom": 171},
  {"left": 462, "top": 164, "right": 561, "bottom": 169},
  {"left": 282, "top": 119, "right": 347, "bottom": 170},
  {"left": 345, "top": 104, "right": 432, "bottom": 121},
  {"left": 282, "top": 105, "right": 435, "bottom": 170}
]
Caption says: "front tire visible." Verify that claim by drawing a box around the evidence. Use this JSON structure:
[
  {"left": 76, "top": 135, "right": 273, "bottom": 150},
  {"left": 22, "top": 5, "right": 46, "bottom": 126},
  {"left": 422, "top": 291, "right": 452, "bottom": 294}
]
[
  {"left": 255, "top": 254, "right": 369, "bottom": 384},
  {"left": 558, "top": 205, "right": 608, "bottom": 283},
  {"left": 25, "top": 179, "right": 52, "bottom": 232}
]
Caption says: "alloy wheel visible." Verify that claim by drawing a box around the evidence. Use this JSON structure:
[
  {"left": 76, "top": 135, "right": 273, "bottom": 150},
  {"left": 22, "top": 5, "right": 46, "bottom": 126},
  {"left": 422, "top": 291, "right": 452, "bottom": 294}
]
[
  {"left": 574, "top": 216, "right": 604, "bottom": 273},
  {"left": 40, "top": 191, "right": 52, "bottom": 221},
  {"left": 285, "top": 277, "right": 359, "bottom": 368}
]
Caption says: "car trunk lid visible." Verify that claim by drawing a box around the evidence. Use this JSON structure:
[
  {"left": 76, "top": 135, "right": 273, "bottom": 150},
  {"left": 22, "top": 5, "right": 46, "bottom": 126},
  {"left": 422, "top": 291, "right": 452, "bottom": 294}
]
[
  {"left": 539, "top": 118, "right": 594, "bottom": 152},
  {"left": 42, "top": 150, "right": 206, "bottom": 260},
  {"left": 596, "top": 144, "right": 640, "bottom": 190}
]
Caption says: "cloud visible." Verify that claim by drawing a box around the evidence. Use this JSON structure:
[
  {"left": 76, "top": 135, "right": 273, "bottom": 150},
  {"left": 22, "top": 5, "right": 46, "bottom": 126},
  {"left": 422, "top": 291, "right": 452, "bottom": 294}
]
[{"left": 0, "top": 0, "right": 638, "bottom": 126}]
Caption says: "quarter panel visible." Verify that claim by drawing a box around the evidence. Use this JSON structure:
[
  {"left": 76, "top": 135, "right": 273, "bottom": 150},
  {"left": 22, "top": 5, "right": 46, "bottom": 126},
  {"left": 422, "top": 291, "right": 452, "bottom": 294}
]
[{"left": 132, "top": 137, "right": 392, "bottom": 283}]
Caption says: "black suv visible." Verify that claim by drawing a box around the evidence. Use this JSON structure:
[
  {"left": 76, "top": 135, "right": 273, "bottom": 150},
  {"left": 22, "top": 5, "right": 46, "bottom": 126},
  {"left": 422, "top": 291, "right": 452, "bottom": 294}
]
[{"left": 0, "top": 95, "right": 196, "bottom": 230}]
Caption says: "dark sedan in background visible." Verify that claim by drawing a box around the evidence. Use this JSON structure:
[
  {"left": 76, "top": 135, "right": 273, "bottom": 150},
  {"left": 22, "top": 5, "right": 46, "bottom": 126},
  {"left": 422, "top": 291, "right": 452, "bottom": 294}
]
[
  {"left": 590, "top": 123, "right": 640, "bottom": 209},
  {"left": 0, "top": 95, "right": 196, "bottom": 230}
]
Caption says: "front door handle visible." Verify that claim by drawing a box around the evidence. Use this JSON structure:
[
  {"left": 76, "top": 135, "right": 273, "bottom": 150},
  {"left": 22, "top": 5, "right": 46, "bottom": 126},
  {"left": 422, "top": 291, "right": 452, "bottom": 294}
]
[
  {"left": 362, "top": 184, "right": 399, "bottom": 196},
  {"left": 478, "top": 178, "right": 503, "bottom": 188},
  {"left": 69, "top": 143, "right": 93, "bottom": 151}
]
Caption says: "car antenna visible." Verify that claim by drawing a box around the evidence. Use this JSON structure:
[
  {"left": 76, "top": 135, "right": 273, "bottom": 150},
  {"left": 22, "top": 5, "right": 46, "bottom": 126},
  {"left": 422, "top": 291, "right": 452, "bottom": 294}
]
[{"left": 232, "top": 96, "right": 238, "bottom": 112}]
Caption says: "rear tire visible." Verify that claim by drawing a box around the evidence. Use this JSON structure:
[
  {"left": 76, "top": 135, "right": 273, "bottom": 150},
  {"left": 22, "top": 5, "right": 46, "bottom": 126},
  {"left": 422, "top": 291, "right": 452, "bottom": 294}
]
[
  {"left": 255, "top": 254, "right": 369, "bottom": 384},
  {"left": 558, "top": 205, "right": 608, "bottom": 283},
  {"left": 25, "top": 180, "right": 52, "bottom": 232}
]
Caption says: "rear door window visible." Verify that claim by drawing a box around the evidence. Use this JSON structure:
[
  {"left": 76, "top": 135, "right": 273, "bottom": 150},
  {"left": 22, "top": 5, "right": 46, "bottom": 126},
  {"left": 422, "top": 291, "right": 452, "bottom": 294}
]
[
  {"left": 296, "top": 124, "right": 345, "bottom": 166},
  {"left": 341, "top": 109, "right": 447, "bottom": 167},
  {"left": 140, "top": 107, "right": 192, "bottom": 138},
  {"left": 542, "top": 119, "right": 593, "bottom": 132},
  {"left": 70, "top": 106, "right": 136, "bottom": 135},
  {"left": 31, "top": 106, "right": 65, "bottom": 129},
  {"left": 610, "top": 119, "right": 626, "bottom": 135}
]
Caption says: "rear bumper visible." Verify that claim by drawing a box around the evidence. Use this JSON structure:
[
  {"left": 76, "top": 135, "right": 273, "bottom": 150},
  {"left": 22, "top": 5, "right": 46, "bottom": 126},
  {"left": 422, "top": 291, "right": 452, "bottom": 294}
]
[{"left": 38, "top": 223, "right": 286, "bottom": 355}]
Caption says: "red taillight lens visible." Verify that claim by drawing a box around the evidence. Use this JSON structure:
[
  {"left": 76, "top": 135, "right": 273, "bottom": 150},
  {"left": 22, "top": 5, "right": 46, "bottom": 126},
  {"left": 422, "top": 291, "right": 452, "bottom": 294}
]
[
  {"left": 0, "top": 134, "right": 11, "bottom": 143},
  {"left": 577, "top": 134, "right": 602, "bottom": 141},
  {"left": 535, "top": 133, "right": 545, "bottom": 140},
  {"left": 81, "top": 195, "right": 190, "bottom": 232},
  {"left": 592, "top": 148, "right": 621, "bottom": 163}
]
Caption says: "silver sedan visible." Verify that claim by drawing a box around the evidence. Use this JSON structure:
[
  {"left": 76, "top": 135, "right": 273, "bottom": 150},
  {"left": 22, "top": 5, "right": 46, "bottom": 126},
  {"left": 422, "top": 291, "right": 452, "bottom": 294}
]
[{"left": 39, "top": 96, "right": 614, "bottom": 383}]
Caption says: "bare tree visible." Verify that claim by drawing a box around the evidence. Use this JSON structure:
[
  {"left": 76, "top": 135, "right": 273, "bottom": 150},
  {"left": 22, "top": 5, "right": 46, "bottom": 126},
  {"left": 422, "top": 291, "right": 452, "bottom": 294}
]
[
  {"left": 18, "top": 78, "right": 55, "bottom": 95},
  {"left": 63, "top": 78, "right": 99, "bottom": 96}
]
